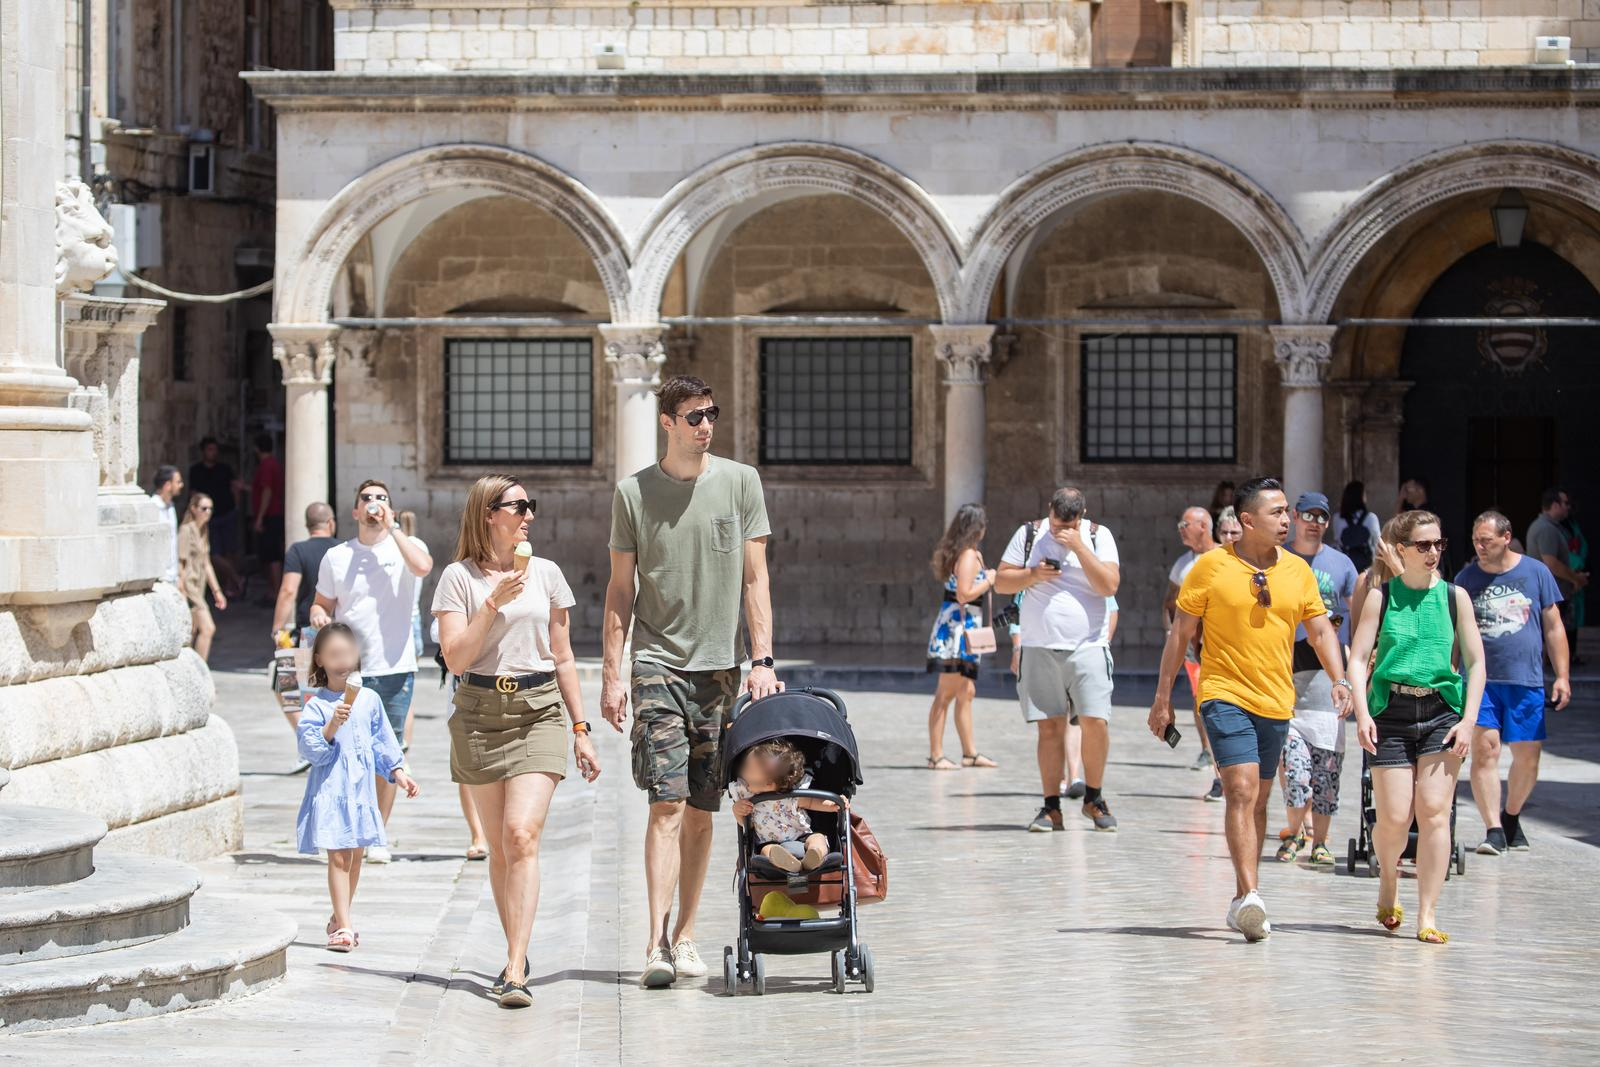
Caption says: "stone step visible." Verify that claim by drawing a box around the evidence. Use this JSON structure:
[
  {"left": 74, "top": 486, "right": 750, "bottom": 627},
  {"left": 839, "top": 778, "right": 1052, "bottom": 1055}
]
[
  {"left": 0, "top": 895, "right": 296, "bottom": 1034},
  {"left": 0, "top": 806, "right": 104, "bottom": 891},
  {"left": 0, "top": 854, "right": 200, "bottom": 964}
]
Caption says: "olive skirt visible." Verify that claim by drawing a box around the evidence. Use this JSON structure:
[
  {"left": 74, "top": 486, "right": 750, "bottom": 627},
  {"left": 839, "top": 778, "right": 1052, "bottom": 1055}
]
[{"left": 449, "top": 680, "right": 568, "bottom": 786}]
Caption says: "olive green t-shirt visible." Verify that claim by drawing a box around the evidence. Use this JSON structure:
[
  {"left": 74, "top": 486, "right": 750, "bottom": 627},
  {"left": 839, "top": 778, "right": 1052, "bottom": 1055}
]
[{"left": 609, "top": 456, "right": 772, "bottom": 672}]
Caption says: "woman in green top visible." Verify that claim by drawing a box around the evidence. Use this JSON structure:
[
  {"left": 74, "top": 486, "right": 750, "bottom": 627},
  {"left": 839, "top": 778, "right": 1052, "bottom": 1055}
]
[{"left": 1348, "top": 510, "right": 1485, "bottom": 946}]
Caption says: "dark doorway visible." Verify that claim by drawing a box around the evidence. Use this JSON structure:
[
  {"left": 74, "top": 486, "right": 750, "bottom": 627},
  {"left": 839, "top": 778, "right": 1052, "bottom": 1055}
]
[
  {"left": 1399, "top": 240, "right": 1600, "bottom": 599},
  {"left": 1465, "top": 416, "right": 1556, "bottom": 537}
]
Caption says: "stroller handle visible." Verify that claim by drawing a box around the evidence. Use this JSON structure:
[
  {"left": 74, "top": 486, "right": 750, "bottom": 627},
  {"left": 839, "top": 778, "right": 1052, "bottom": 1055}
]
[{"left": 729, "top": 685, "right": 849, "bottom": 723}]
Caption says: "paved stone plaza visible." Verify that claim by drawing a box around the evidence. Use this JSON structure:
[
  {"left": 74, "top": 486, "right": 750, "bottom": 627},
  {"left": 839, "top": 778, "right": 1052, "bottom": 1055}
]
[{"left": 10, "top": 640, "right": 1600, "bottom": 1064}]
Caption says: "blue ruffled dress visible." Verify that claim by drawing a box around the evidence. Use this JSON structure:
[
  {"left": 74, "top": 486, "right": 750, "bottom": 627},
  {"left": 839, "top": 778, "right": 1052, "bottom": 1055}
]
[{"left": 296, "top": 686, "right": 405, "bottom": 854}]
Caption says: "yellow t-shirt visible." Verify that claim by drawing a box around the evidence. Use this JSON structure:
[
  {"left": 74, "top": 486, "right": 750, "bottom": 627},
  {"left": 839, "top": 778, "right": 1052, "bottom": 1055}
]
[{"left": 1175, "top": 544, "right": 1326, "bottom": 720}]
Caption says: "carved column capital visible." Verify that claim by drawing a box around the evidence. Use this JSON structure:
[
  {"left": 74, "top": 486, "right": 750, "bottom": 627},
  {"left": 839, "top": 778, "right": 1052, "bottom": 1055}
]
[
  {"left": 269, "top": 323, "right": 339, "bottom": 386},
  {"left": 929, "top": 324, "right": 997, "bottom": 386},
  {"left": 600, "top": 324, "right": 668, "bottom": 385},
  {"left": 1270, "top": 325, "right": 1338, "bottom": 388},
  {"left": 61, "top": 295, "right": 165, "bottom": 491}
]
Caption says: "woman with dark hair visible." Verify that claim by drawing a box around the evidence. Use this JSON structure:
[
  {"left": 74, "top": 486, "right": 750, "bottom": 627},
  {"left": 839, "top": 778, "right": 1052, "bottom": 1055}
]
[
  {"left": 1333, "top": 480, "right": 1382, "bottom": 573},
  {"left": 1209, "top": 480, "right": 1236, "bottom": 517},
  {"left": 432, "top": 474, "right": 601, "bottom": 1007},
  {"left": 925, "top": 503, "right": 998, "bottom": 769},
  {"left": 1348, "top": 509, "right": 1485, "bottom": 945}
]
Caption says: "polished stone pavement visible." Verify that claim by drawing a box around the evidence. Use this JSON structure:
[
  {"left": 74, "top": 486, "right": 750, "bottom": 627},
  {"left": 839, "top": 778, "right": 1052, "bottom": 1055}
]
[{"left": 10, "top": 645, "right": 1600, "bottom": 1064}]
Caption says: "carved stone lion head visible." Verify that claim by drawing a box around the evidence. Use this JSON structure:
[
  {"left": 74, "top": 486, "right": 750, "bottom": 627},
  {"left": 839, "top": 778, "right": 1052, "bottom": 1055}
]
[{"left": 55, "top": 180, "right": 118, "bottom": 295}]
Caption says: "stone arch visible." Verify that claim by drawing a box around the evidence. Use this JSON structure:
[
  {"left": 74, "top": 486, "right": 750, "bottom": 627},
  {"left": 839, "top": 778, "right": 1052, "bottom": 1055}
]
[
  {"left": 734, "top": 266, "right": 933, "bottom": 316},
  {"left": 276, "top": 144, "right": 632, "bottom": 324},
  {"left": 960, "top": 142, "right": 1309, "bottom": 323},
  {"left": 1305, "top": 140, "right": 1600, "bottom": 324},
  {"left": 628, "top": 143, "right": 963, "bottom": 323}
]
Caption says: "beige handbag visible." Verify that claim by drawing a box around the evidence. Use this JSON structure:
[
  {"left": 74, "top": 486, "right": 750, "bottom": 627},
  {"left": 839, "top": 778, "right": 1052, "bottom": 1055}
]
[{"left": 963, "top": 590, "right": 998, "bottom": 656}]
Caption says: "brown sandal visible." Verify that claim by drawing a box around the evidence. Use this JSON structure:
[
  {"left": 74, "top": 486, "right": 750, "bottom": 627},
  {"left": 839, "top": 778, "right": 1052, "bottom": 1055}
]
[
  {"left": 962, "top": 753, "right": 998, "bottom": 768},
  {"left": 927, "top": 756, "right": 958, "bottom": 771}
]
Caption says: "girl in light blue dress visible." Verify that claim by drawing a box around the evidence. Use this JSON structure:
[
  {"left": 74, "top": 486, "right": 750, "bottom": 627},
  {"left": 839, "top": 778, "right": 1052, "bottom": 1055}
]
[
  {"left": 296, "top": 623, "right": 420, "bottom": 952},
  {"left": 924, "top": 503, "right": 998, "bottom": 770}
]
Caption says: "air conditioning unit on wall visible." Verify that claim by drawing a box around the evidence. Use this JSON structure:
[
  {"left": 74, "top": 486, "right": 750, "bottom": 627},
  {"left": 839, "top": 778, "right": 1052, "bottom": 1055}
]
[{"left": 1533, "top": 36, "right": 1572, "bottom": 65}]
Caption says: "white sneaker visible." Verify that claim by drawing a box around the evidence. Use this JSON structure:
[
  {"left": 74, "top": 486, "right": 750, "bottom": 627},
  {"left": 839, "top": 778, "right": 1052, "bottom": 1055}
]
[
  {"left": 640, "top": 946, "right": 677, "bottom": 988},
  {"left": 1229, "top": 891, "right": 1270, "bottom": 942},
  {"left": 671, "top": 939, "right": 707, "bottom": 978},
  {"left": 365, "top": 845, "right": 392, "bottom": 864}
]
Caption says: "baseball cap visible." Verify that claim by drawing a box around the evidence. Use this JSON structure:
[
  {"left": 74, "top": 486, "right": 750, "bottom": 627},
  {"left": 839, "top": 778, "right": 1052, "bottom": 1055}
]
[{"left": 1295, "top": 491, "right": 1331, "bottom": 516}]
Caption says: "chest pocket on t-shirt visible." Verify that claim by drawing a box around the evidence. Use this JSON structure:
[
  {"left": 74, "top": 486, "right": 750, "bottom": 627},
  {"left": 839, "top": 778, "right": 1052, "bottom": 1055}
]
[{"left": 712, "top": 514, "right": 741, "bottom": 553}]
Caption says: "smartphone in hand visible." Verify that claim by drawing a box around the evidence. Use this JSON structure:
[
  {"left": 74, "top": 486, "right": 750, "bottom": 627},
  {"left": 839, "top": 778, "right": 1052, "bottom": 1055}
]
[{"left": 1162, "top": 723, "right": 1182, "bottom": 749}]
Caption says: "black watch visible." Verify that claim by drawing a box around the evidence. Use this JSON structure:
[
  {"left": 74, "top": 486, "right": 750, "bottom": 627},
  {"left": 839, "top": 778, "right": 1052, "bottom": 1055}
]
[{"left": 749, "top": 656, "right": 775, "bottom": 669}]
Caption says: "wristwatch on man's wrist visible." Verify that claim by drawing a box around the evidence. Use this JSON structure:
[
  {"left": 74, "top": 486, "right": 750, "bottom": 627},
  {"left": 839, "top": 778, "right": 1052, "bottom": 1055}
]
[
  {"left": 749, "top": 656, "right": 775, "bottom": 669},
  {"left": 1333, "top": 678, "right": 1354, "bottom": 691}
]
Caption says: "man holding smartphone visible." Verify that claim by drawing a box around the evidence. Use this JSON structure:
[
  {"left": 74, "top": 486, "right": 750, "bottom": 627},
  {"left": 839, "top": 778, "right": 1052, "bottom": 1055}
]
[
  {"left": 996, "top": 487, "right": 1121, "bottom": 833},
  {"left": 1148, "top": 477, "right": 1349, "bottom": 942}
]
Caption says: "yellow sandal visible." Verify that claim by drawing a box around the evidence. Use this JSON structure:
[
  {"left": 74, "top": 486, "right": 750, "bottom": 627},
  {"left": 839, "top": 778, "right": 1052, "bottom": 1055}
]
[
  {"left": 1377, "top": 905, "right": 1403, "bottom": 932},
  {"left": 1417, "top": 927, "right": 1450, "bottom": 944}
]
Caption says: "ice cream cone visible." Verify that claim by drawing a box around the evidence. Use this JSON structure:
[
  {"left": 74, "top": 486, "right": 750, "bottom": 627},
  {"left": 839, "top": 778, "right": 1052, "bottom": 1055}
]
[
  {"left": 513, "top": 541, "right": 533, "bottom": 574},
  {"left": 343, "top": 676, "right": 362, "bottom": 706}
]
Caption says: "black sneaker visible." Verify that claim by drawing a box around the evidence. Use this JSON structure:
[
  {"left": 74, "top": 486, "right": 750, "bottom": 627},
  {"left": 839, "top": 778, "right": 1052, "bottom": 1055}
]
[
  {"left": 1508, "top": 820, "right": 1530, "bottom": 851},
  {"left": 1476, "top": 828, "right": 1508, "bottom": 856},
  {"left": 1203, "top": 778, "right": 1224, "bottom": 802},
  {"left": 1065, "top": 779, "right": 1086, "bottom": 800},
  {"left": 1082, "top": 798, "right": 1118, "bottom": 832},
  {"left": 498, "top": 976, "right": 533, "bottom": 1009}
]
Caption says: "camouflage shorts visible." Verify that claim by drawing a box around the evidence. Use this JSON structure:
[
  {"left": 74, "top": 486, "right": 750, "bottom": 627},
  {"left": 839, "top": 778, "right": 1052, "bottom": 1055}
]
[{"left": 630, "top": 663, "right": 740, "bottom": 811}]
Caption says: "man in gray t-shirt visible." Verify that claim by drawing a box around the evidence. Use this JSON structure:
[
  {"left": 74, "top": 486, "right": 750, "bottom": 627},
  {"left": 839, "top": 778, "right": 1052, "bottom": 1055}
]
[{"left": 602, "top": 375, "right": 779, "bottom": 990}]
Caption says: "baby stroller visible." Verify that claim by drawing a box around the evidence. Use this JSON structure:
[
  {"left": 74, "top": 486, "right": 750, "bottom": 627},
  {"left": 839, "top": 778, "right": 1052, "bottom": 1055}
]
[
  {"left": 1347, "top": 751, "right": 1468, "bottom": 880},
  {"left": 720, "top": 687, "right": 875, "bottom": 996}
]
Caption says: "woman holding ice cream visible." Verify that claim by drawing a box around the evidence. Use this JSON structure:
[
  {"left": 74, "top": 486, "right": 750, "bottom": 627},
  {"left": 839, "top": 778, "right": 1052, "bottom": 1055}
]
[
  {"left": 295, "top": 622, "right": 419, "bottom": 952},
  {"left": 432, "top": 474, "right": 600, "bottom": 1009}
]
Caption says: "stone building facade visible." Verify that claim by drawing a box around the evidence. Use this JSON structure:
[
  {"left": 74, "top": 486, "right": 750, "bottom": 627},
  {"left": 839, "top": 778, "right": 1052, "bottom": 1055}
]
[{"left": 249, "top": 7, "right": 1600, "bottom": 657}]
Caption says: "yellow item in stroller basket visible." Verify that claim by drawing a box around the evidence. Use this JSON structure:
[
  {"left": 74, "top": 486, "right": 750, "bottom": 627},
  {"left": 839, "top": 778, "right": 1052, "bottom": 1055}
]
[{"left": 757, "top": 891, "right": 820, "bottom": 921}]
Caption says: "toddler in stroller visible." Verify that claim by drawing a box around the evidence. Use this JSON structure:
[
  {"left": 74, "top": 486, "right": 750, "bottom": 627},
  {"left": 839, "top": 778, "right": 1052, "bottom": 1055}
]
[
  {"left": 720, "top": 688, "right": 878, "bottom": 996},
  {"left": 729, "top": 738, "right": 841, "bottom": 874}
]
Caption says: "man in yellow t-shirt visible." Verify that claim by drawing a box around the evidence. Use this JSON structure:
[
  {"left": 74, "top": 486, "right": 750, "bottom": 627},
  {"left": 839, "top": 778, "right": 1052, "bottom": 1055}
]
[{"left": 1149, "top": 477, "right": 1350, "bottom": 942}]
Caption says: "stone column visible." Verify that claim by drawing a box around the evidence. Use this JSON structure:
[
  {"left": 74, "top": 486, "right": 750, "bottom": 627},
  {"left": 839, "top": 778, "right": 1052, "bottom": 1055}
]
[
  {"left": 62, "top": 295, "right": 165, "bottom": 500},
  {"left": 929, "top": 325, "right": 996, "bottom": 525},
  {"left": 1271, "top": 326, "right": 1337, "bottom": 501},
  {"left": 269, "top": 324, "right": 338, "bottom": 530},
  {"left": 601, "top": 325, "right": 667, "bottom": 485}
]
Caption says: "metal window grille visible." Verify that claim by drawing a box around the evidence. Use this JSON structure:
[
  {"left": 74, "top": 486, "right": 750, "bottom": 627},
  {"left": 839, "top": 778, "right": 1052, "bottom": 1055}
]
[
  {"left": 443, "top": 338, "right": 593, "bottom": 465},
  {"left": 759, "top": 337, "right": 913, "bottom": 465},
  {"left": 1081, "top": 334, "right": 1236, "bottom": 463}
]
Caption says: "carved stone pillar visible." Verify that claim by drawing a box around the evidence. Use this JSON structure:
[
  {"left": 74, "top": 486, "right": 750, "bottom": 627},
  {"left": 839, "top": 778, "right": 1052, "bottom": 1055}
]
[
  {"left": 270, "top": 323, "right": 338, "bottom": 531},
  {"left": 1271, "top": 326, "right": 1337, "bottom": 501},
  {"left": 601, "top": 325, "right": 667, "bottom": 484},
  {"left": 61, "top": 295, "right": 165, "bottom": 498},
  {"left": 930, "top": 324, "right": 996, "bottom": 525}
]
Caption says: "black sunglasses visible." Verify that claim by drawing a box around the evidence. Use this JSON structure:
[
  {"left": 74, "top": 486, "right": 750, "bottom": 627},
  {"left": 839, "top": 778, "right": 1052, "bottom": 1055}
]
[
  {"left": 1251, "top": 570, "right": 1271, "bottom": 608},
  {"left": 489, "top": 498, "right": 537, "bottom": 517},
  {"left": 359, "top": 492, "right": 389, "bottom": 504},
  {"left": 1404, "top": 538, "right": 1447, "bottom": 554},
  {"left": 669, "top": 405, "right": 720, "bottom": 427}
]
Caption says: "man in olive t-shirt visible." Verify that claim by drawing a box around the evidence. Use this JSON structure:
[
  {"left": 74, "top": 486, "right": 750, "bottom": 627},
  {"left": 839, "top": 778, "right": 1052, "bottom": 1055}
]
[{"left": 602, "top": 375, "right": 780, "bottom": 990}]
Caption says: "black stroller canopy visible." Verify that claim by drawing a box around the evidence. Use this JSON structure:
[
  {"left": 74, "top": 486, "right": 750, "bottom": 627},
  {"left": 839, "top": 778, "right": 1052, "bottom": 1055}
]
[{"left": 720, "top": 689, "right": 863, "bottom": 794}]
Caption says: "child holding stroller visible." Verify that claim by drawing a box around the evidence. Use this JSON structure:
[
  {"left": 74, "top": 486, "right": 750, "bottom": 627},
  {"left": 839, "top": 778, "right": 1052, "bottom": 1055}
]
[{"left": 730, "top": 739, "right": 841, "bottom": 873}]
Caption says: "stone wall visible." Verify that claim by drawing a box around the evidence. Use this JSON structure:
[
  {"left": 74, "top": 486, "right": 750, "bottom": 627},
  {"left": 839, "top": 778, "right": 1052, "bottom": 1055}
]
[{"left": 328, "top": 0, "right": 1592, "bottom": 71}]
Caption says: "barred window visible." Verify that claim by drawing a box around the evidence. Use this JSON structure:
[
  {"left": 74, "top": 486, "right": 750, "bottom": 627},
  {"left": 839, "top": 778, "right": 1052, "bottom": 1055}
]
[
  {"left": 1081, "top": 334, "right": 1236, "bottom": 463},
  {"left": 759, "top": 337, "right": 913, "bottom": 465},
  {"left": 443, "top": 338, "right": 592, "bottom": 465}
]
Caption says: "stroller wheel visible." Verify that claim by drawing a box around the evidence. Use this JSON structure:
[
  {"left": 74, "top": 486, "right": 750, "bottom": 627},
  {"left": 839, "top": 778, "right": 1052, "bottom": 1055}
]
[
  {"left": 859, "top": 943, "right": 876, "bottom": 994},
  {"left": 751, "top": 953, "right": 767, "bottom": 996},
  {"left": 1346, "top": 838, "right": 1358, "bottom": 876},
  {"left": 832, "top": 949, "right": 847, "bottom": 995},
  {"left": 1455, "top": 843, "right": 1467, "bottom": 877},
  {"left": 723, "top": 945, "right": 738, "bottom": 996},
  {"left": 1367, "top": 851, "right": 1380, "bottom": 879}
]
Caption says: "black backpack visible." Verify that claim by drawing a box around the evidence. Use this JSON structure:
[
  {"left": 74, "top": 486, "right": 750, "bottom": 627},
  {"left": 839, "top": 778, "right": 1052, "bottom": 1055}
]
[{"left": 1339, "top": 511, "right": 1375, "bottom": 572}]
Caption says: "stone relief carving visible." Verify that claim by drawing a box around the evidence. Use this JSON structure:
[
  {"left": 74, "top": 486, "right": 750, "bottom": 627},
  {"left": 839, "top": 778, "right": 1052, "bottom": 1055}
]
[
  {"left": 55, "top": 180, "right": 118, "bottom": 296},
  {"left": 1270, "top": 326, "right": 1337, "bottom": 388},
  {"left": 929, "top": 325, "right": 996, "bottom": 386},
  {"left": 272, "top": 335, "right": 338, "bottom": 386},
  {"left": 600, "top": 326, "right": 668, "bottom": 384}
]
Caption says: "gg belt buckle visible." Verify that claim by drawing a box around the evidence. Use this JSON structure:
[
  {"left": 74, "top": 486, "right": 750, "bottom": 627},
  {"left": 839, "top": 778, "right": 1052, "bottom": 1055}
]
[{"left": 495, "top": 674, "right": 519, "bottom": 695}]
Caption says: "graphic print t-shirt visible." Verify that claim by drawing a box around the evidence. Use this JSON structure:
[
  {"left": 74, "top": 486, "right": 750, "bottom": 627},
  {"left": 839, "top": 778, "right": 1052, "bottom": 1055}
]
[
  {"left": 1289, "top": 545, "right": 1359, "bottom": 646},
  {"left": 1455, "top": 556, "right": 1562, "bottom": 688}
]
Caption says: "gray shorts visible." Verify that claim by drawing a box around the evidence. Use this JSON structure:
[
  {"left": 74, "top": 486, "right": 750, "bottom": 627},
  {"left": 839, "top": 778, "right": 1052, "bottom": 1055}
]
[{"left": 1020, "top": 645, "right": 1114, "bottom": 723}]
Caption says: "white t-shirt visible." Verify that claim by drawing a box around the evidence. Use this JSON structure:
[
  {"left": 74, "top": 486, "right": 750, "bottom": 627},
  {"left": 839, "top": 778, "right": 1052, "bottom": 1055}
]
[
  {"left": 1002, "top": 521, "right": 1121, "bottom": 650},
  {"left": 151, "top": 494, "right": 179, "bottom": 584},
  {"left": 315, "top": 534, "right": 427, "bottom": 676},
  {"left": 430, "top": 556, "right": 576, "bottom": 675},
  {"left": 1168, "top": 549, "right": 1200, "bottom": 588}
]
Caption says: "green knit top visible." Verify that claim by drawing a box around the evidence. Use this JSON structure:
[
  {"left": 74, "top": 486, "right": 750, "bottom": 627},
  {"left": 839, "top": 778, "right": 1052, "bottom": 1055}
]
[{"left": 1367, "top": 578, "right": 1464, "bottom": 717}]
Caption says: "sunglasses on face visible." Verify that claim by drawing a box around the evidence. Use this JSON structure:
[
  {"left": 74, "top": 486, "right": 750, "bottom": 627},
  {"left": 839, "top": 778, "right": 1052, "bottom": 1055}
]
[
  {"left": 670, "top": 405, "right": 720, "bottom": 427},
  {"left": 1298, "top": 511, "right": 1330, "bottom": 525},
  {"left": 1404, "top": 538, "right": 1447, "bottom": 554},
  {"left": 359, "top": 492, "right": 389, "bottom": 504},
  {"left": 489, "top": 498, "right": 536, "bottom": 517},
  {"left": 1251, "top": 570, "right": 1271, "bottom": 608}
]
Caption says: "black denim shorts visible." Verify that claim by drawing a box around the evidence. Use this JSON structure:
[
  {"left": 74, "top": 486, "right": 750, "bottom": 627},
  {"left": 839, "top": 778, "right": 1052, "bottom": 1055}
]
[{"left": 1373, "top": 690, "right": 1460, "bottom": 768}]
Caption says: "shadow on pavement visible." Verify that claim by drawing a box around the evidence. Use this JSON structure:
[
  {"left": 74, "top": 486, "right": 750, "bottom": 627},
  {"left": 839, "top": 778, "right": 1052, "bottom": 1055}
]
[{"left": 1056, "top": 925, "right": 1234, "bottom": 943}]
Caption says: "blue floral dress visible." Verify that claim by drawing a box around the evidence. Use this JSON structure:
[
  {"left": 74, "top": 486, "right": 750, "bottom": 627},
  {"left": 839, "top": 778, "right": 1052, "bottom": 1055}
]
[
  {"left": 296, "top": 686, "right": 406, "bottom": 853},
  {"left": 927, "top": 568, "right": 988, "bottom": 679}
]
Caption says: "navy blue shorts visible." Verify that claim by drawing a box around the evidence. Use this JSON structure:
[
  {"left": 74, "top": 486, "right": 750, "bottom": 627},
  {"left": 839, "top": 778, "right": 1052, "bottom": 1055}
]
[
  {"left": 1200, "top": 699, "right": 1291, "bottom": 781},
  {"left": 366, "top": 671, "right": 416, "bottom": 740}
]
